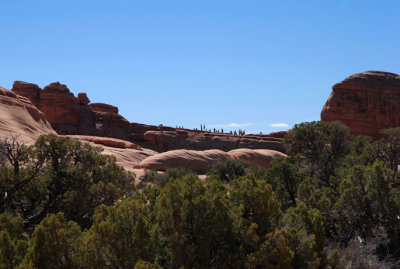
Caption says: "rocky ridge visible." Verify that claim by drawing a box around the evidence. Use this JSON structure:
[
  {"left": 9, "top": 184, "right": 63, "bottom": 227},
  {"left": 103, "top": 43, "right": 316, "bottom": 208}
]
[{"left": 11, "top": 81, "right": 285, "bottom": 152}]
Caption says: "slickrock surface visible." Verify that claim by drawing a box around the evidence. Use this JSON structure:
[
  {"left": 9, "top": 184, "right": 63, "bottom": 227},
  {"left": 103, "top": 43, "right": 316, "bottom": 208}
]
[
  {"left": 139, "top": 148, "right": 286, "bottom": 173},
  {"left": 321, "top": 71, "right": 400, "bottom": 138},
  {"left": 139, "top": 149, "right": 233, "bottom": 173},
  {"left": 228, "top": 148, "right": 286, "bottom": 167},
  {"left": 0, "top": 86, "right": 55, "bottom": 144},
  {"left": 67, "top": 135, "right": 142, "bottom": 149}
]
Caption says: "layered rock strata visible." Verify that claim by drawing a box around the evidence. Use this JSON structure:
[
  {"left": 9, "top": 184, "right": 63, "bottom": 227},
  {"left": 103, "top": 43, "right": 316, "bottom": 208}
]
[{"left": 321, "top": 71, "right": 400, "bottom": 138}]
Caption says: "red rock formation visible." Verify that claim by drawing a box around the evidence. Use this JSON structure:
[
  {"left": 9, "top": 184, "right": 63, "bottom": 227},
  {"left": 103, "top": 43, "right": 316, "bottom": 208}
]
[
  {"left": 89, "top": 103, "right": 118, "bottom": 114},
  {"left": 12, "top": 81, "right": 132, "bottom": 138},
  {"left": 12, "top": 81, "right": 286, "bottom": 152},
  {"left": 321, "top": 71, "right": 400, "bottom": 139},
  {"left": 78, "top": 93, "right": 90, "bottom": 105}
]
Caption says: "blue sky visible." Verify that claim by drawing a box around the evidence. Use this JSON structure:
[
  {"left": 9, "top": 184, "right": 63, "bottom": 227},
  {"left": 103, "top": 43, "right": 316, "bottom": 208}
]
[{"left": 1, "top": 0, "right": 399, "bottom": 134}]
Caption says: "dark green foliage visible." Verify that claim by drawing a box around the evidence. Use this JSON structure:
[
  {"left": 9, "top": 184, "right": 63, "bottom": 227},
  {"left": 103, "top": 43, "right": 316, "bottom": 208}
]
[
  {"left": 83, "top": 200, "right": 152, "bottom": 268},
  {"left": 208, "top": 159, "right": 246, "bottom": 182},
  {"left": 140, "top": 168, "right": 195, "bottom": 187},
  {"left": 245, "top": 228, "right": 294, "bottom": 268},
  {"left": 283, "top": 121, "right": 351, "bottom": 187},
  {"left": 0, "top": 214, "right": 28, "bottom": 269},
  {"left": 134, "top": 260, "right": 162, "bottom": 269},
  {"left": 0, "top": 136, "right": 44, "bottom": 215},
  {"left": 230, "top": 175, "right": 281, "bottom": 238},
  {"left": 29, "top": 134, "right": 134, "bottom": 227},
  {"left": 21, "top": 213, "right": 83, "bottom": 269},
  {"left": 264, "top": 157, "right": 304, "bottom": 209},
  {"left": 154, "top": 174, "right": 237, "bottom": 268},
  {"left": 4, "top": 121, "right": 400, "bottom": 267}
]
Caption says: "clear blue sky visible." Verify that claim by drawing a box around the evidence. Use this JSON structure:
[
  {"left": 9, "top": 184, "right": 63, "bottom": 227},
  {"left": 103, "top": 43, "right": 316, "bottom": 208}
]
[{"left": 1, "top": 0, "right": 399, "bottom": 134}]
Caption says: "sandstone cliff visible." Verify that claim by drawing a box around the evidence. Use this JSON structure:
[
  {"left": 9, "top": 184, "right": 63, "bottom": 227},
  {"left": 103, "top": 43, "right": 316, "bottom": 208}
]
[{"left": 321, "top": 71, "right": 400, "bottom": 139}]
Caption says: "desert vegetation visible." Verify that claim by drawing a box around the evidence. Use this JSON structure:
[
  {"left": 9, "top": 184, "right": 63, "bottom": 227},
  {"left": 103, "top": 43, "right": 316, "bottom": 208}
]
[{"left": 1, "top": 122, "right": 400, "bottom": 268}]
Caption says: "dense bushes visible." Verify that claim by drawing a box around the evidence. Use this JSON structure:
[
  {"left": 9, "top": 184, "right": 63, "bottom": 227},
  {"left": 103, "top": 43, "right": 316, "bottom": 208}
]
[
  {"left": 0, "top": 134, "right": 135, "bottom": 229},
  {"left": 2, "top": 122, "right": 400, "bottom": 268}
]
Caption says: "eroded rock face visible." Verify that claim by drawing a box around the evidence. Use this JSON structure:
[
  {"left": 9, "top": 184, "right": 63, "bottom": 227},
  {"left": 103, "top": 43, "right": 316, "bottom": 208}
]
[
  {"left": 321, "top": 71, "right": 400, "bottom": 139},
  {"left": 12, "top": 81, "right": 132, "bottom": 138},
  {"left": 0, "top": 86, "right": 55, "bottom": 144}
]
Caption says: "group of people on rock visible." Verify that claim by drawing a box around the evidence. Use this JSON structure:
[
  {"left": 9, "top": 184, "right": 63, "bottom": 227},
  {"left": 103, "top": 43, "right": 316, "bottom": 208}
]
[
  {"left": 174, "top": 124, "right": 246, "bottom": 136},
  {"left": 198, "top": 125, "right": 246, "bottom": 136}
]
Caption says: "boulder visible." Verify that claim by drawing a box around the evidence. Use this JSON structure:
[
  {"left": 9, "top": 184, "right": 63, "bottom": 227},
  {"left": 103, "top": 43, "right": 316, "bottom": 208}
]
[{"left": 321, "top": 71, "right": 400, "bottom": 139}]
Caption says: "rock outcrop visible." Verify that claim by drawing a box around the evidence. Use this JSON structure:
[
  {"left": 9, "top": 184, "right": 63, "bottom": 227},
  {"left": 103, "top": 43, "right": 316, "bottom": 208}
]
[
  {"left": 321, "top": 71, "right": 400, "bottom": 138},
  {"left": 139, "top": 149, "right": 233, "bottom": 173},
  {"left": 12, "top": 81, "right": 286, "bottom": 152},
  {"left": 78, "top": 93, "right": 90, "bottom": 105},
  {"left": 0, "top": 86, "right": 55, "bottom": 144},
  {"left": 228, "top": 149, "right": 286, "bottom": 167},
  {"left": 139, "top": 148, "right": 286, "bottom": 173},
  {"left": 66, "top": 135, "right": 142, "bottom": 150},
  {"left": 12, "top": 81, "right": 133, "bottom": 139}
]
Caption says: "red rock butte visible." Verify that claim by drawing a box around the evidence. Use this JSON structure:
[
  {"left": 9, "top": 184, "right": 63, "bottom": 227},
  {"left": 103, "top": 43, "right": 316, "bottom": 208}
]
[{"left": 321, "top": 71, "right": 400, "bottom": 139}]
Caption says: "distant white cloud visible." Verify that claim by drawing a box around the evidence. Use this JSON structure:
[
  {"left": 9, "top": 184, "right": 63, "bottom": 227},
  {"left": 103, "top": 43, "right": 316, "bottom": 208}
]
[
  {"left": 270, "top": 123, "right": 289, "bottom": 128},
  {"left": 227, "top": 123, "right": 251, "bottom": 127},
  {"left": 209, "top": 123, "right": 252, "bottom": 128}
]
